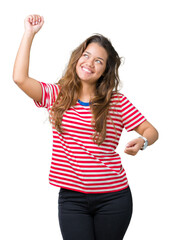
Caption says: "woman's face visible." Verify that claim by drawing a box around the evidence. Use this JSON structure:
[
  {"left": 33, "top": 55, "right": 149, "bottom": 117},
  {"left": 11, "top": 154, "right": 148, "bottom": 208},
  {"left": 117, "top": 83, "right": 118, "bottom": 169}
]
[{"left": 76, "top": 42, "right": 108, "bottom": 85}]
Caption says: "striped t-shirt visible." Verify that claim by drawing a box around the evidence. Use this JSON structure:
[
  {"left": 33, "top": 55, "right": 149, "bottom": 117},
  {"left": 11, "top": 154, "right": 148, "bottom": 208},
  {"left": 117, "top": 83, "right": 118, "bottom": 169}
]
[{"left": 34, "top": 82, "right": 146, "bottom": 193}]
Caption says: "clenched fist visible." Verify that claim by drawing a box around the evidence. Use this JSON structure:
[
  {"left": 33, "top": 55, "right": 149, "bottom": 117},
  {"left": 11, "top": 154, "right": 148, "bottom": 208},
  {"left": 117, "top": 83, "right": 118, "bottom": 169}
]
[
  {"left": 24, "top": 14, "right": 44, "bottom": 35},
  {"left": 124, "top": 137, "right": 144, "bottom": 156}
]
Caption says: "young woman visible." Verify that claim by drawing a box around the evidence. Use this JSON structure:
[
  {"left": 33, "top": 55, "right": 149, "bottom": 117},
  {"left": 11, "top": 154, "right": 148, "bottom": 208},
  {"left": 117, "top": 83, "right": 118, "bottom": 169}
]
[{"left": 13, "top": 14, "right": 159, "bottom": 240}]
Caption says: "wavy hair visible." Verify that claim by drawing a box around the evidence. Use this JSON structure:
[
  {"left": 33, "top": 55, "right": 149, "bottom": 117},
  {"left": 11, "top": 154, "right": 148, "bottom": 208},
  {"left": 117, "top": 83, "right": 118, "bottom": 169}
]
[{"left": 50, "top": 34, "right": 121, "bottom": 145}]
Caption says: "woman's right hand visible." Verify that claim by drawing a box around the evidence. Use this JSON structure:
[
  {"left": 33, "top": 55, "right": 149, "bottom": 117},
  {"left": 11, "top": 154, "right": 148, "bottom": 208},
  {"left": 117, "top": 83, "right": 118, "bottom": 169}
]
[{"left": 24, "top": 14, "right": 44, "bottom": 35}]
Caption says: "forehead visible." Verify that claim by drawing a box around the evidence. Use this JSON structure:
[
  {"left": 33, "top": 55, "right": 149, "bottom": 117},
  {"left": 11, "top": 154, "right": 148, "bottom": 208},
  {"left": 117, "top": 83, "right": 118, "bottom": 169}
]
[{"left": 84, "top": 42, "right": 108, "bottom": 61}]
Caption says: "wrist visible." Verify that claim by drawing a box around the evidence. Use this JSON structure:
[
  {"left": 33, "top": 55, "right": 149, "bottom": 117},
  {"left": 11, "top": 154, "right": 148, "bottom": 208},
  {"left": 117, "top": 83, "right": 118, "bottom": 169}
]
[
  {"left": 137, "top": 137, "right": 145, "bottom": 149},
  {"left": 138, "top": 136, "right": 148, "bottom": 150},
  {"left": 24, "top": 30, "right": 36, "bottom": 39}
]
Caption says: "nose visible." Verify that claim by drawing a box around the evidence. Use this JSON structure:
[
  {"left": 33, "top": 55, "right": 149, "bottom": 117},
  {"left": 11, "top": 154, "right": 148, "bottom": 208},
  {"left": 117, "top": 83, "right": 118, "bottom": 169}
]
[{"left": 86, "top": 57, "right": 94, "bottom": 68}]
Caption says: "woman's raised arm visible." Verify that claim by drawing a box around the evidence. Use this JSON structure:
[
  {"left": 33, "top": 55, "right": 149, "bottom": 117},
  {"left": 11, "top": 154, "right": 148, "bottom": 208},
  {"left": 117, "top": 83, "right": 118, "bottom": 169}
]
[{"left": 13, "top": 15, "right": 44, "bottom": 102}]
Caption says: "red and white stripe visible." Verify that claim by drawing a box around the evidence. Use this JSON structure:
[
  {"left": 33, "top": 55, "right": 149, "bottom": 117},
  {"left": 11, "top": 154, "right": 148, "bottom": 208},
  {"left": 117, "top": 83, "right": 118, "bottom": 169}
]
[{"left": 34, "top": 82, "right": 146, "bottom": 193}]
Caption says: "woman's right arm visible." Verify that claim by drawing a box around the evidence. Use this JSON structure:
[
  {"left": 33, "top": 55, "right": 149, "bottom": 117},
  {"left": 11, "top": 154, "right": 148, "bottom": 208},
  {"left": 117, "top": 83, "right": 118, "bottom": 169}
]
[{"left": 13, "top": 15, "right": 44, "bottom": 102}]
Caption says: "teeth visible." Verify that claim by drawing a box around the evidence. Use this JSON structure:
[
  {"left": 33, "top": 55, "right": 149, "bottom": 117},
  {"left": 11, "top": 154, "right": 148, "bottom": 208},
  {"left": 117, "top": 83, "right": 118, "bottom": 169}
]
[{"left": 82, "top": 67, "right": 91, "bottom": 73}]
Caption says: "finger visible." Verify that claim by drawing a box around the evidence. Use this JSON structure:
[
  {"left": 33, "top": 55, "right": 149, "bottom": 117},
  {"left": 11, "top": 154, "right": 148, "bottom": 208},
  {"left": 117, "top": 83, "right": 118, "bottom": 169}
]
[
  {"left": 124, "top": 148, "right": 136, "bottom": 156},
  {"left": 30, "top": 15, "right": 36, "bottom": 25},
  {"left": 124, "top": 145, "right": 139, "bottom": 155},
  {"left": 27, "top": 15, "right": 33, "bottom": 23},
  {"left": 33, "top": 15, "right": 43, "bottom": 25},
  {"left": 39, "top": 16, "right": 44, "bottom": 26},
  {"left": 125, "top": 139, "right": 137, "bottom": 148},
  {"left": 32, "top": 15, "right": 37, "bottom": 25},
  {"left": 40, "top": 16, "right": 44, "bottom": 22},
  {"left": 35, "top": 15, "right": 41, "bottom": 24}
]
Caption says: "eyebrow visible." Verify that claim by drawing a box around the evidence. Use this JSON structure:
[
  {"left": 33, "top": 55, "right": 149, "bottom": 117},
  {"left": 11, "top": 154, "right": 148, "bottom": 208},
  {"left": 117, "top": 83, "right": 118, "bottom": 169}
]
[{"left": 84, "top": 51, "right": 105, "bottom": 62}]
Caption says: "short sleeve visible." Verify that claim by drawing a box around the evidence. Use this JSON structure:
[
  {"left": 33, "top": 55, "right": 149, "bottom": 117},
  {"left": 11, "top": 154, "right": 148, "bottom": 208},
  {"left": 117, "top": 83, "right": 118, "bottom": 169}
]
[
  {"left": 121, "top": 94, "right": 146, "bottom": 131},
  {"left": 34, "top": 82, "right": 60, "bottom": 109}
]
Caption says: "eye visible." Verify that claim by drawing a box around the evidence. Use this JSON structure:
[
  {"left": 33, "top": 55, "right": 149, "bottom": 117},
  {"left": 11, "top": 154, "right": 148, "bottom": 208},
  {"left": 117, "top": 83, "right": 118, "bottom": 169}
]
[
  {"left": 95, "top": 59, "right": 102, "bottom": 64},
  {"left": 82, "top": 53, "right": 89, "bottom": 58}
]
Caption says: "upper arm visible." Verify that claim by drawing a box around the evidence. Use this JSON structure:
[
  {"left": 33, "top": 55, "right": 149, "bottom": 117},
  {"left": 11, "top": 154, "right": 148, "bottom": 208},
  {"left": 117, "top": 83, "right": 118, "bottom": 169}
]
[
  {"left": 120, "top": 94, "right": 146, "bottom": 132},
  {"left": 133, "top": 120, "right": 155, "bottom": 135},
  {"left": 15, "top": 77, "right": 42, "bottom": 102}
]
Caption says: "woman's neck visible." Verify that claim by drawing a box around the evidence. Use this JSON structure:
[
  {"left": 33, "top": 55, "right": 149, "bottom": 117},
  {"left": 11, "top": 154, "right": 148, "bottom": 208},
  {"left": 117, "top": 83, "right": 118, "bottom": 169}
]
[{"left": 78, "top": 83, "right": 95, "bottom": 102}]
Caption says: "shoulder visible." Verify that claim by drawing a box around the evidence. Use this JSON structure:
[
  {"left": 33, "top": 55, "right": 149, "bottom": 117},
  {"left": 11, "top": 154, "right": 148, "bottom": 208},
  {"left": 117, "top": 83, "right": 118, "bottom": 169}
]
[
  {"left": 110, "top": 91, "right": 125, "bottom": 104},
  {"left": 41, "top": 82, "right": 61, "bottom": 94}
]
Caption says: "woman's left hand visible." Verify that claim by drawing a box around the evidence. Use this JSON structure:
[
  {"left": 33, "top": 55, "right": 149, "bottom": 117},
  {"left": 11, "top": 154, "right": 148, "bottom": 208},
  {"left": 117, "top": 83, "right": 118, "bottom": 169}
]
[{"left": 124, "top": 138, "right": 144, "bottom": 156}]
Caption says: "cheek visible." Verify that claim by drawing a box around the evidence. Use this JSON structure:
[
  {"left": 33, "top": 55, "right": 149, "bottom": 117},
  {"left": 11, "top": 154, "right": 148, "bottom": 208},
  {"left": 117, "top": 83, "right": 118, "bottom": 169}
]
[
  {"left": 76, "top": 59, "right": 81, "bottom": 73},
  {"left": 97, "top": 65, "right": 106, "bottom": 76},
  {"left": 76, "top": 57, "right": 83, "bottom": 69}
]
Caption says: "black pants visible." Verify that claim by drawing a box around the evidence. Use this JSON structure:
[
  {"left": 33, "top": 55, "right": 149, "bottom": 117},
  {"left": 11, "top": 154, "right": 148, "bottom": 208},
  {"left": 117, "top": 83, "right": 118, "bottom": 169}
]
[{"left": 58, "top": 186, "right": 133, "bottom": 240}]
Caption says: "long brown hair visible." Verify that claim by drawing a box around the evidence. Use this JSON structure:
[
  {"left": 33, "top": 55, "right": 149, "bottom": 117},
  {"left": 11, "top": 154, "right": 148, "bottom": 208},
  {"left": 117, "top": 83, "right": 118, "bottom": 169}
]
[{"left": 50, "top": 34, "right": 121, "bottom": 145}]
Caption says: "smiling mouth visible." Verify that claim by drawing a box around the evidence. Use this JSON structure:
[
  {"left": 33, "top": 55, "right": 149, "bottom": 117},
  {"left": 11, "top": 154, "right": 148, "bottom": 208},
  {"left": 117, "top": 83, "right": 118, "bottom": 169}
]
[{"left": 81, "top": 66, "right": 93, "bottom": 74}]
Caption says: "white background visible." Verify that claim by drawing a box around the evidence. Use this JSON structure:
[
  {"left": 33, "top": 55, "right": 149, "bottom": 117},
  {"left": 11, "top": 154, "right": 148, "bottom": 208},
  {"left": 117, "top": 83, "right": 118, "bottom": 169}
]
[{"left": 0, "top": 0, "right": 170, "bottom": 239}]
